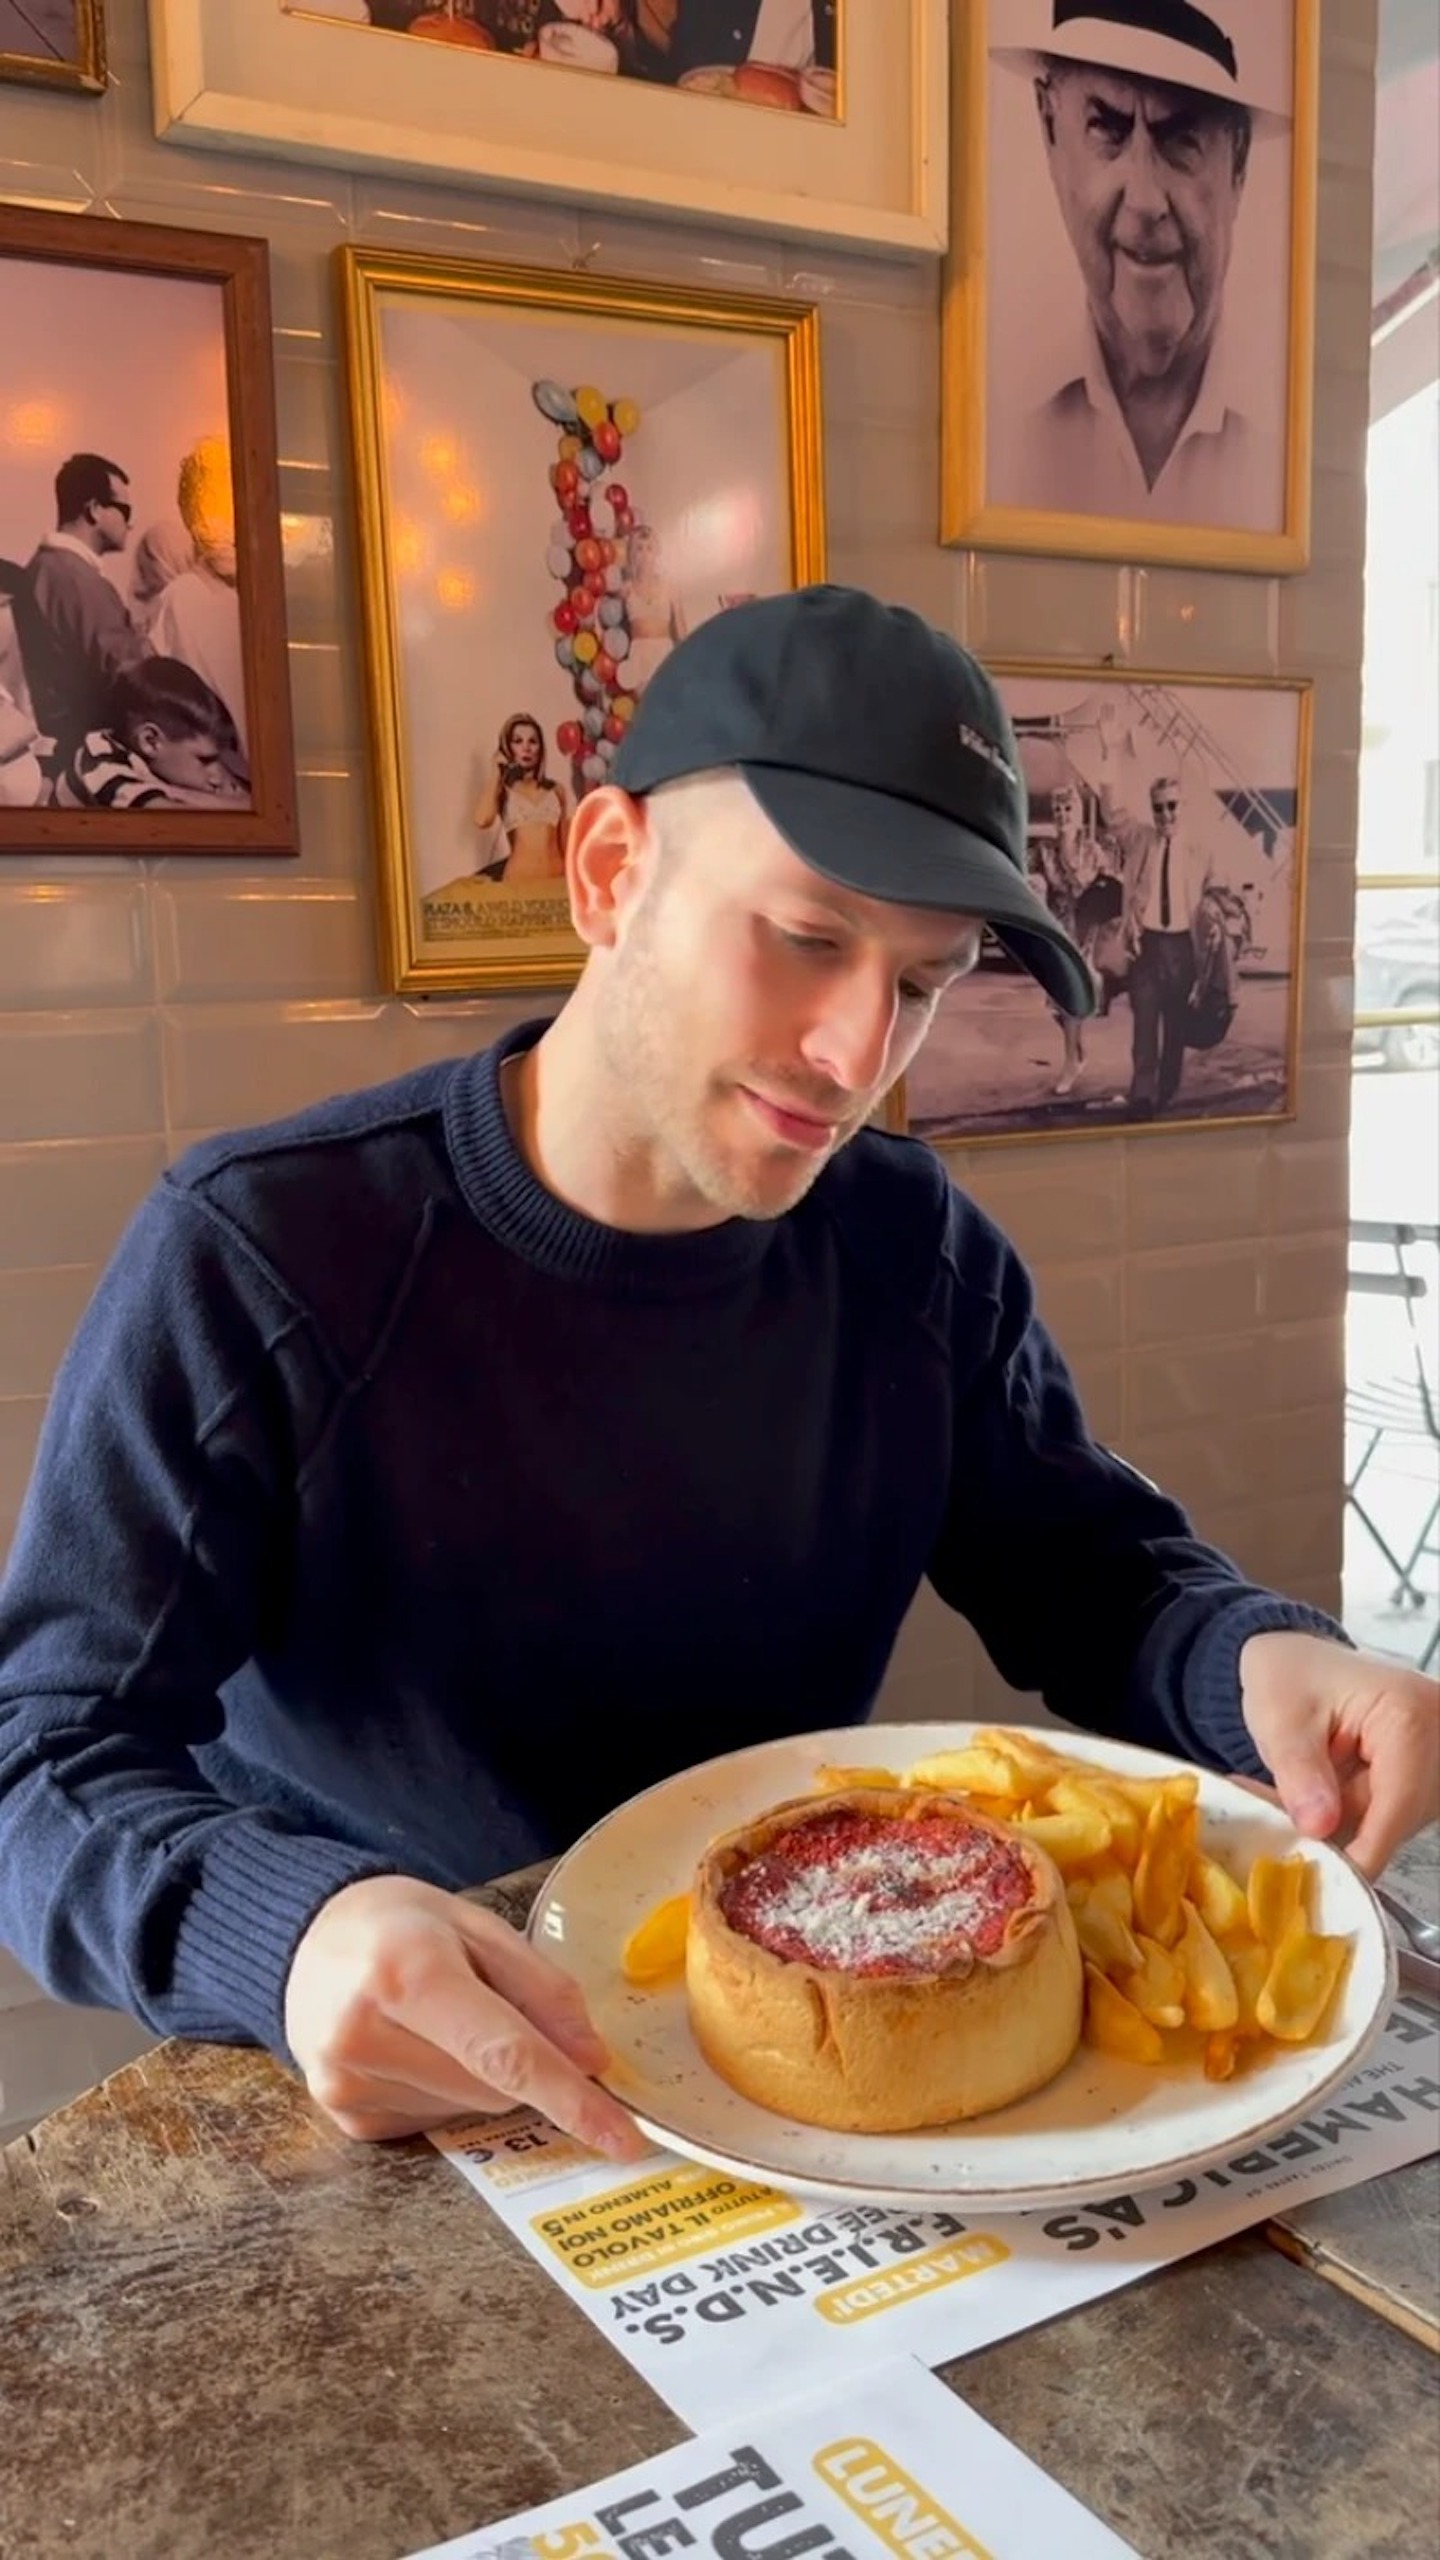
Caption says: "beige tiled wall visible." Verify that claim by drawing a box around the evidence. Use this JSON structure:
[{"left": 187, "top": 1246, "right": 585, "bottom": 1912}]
[{"left": 0, "top": 0, "right": 1376, "bottom": 2126}]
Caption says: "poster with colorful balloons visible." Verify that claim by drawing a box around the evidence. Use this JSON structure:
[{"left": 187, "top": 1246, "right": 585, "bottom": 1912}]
[
  {"left": 533, "top": 374, "right": 645, "bottom": 802},
  {"left": 342, "top": 252, "right": 824, "bottom": 996}
]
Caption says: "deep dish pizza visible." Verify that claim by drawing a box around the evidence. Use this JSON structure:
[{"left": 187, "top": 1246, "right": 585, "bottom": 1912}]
[{"left": 686, "top": 1786, "right": 1084, "bottom": 2132}]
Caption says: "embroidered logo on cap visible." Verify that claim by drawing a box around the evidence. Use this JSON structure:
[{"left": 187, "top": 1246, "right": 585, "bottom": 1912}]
[{"left": 958, "top": 721, "right": 1019, "bottom": 788}]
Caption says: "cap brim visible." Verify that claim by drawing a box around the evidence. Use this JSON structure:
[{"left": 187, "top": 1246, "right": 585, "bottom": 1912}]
[{"left": 740, "top": 764, "right": 1098, "bottom": 1022}]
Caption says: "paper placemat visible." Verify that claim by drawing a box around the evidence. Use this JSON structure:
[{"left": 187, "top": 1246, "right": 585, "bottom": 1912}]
[
  {"left": 433, "top": 1993, "right": 1438, "bottom": 2430},
  {"left": 399, "top": 2353, "right": 1139, "bottom": 2560}
]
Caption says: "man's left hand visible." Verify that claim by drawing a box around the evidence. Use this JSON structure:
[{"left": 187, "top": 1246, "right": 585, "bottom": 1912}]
[{"left": 1240, "top": 1631, "right": 1440, "bottom": 1875}]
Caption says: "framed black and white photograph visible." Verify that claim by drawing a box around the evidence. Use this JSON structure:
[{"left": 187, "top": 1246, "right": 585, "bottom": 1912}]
[
  {"left": 0, "top": 0, "right": 105, "bottom": 92},
  {"left": 0, "top": 205, "right": 297, "bottom": 858},
  {"left": 942, "top": 0, "right": 1318, "bottom": 570},
  {"left": 901, "top": 665, "right": 1311, "bottom": 1148},
  {"left": 340, "top": 246, "right": 824, "bottom": 995}
]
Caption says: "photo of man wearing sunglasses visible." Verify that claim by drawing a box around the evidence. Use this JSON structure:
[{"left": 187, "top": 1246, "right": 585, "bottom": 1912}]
[
  {"left": 1104, "top": 768, "right": 1230, "bottom": 1118},
  {"left": 10, "top": 451, "right": 148, "bottom": 762}
]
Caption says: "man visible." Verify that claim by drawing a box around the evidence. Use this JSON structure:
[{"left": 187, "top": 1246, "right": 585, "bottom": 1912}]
[
  {"left": 991, "top": 1, "right": 1287, "bottom": 526},
  {"left": 12, "top": 452, "right": 149, "bottom": 759},
  {"left": 1098, "top": 765, "right": 1225, "bottom": 1120},
  {"left": 0, "top": 587, "right": 1434, "bottom": 2166}
]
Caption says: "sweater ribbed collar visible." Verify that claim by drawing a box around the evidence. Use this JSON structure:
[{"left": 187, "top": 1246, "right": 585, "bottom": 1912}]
[{"left": 444, "top": 1018, "right": 780, "bottom": 1297}]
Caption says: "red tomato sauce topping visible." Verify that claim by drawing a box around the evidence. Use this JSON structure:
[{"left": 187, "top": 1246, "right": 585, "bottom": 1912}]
[{"left": 719, "top": 1805, "right": 1033, "bottom": 1976}]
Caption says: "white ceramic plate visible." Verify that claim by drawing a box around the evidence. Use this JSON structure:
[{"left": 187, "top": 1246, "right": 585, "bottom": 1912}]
[{"left": 528, "top": 1723, "right": 1396, "bottom": 2211}]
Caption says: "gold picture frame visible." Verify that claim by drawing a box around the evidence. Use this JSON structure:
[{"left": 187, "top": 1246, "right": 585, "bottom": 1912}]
[
  {"left": 0, "top": 0, "right": 105, "bottom": 92},
  {"left": 148, "top": 1, "right": 948, "bottom": 255},
  {"left": 339, "top": 248, "right": 825, "bottom": 998},
  {"left": 941, "top": 0, "right": 1319, "bottom": 572},
  {"left": 896, "top": 661, "right": 1312, "bottom": 1148}
]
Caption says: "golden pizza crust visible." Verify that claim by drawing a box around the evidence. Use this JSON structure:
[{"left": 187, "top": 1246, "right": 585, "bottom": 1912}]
[{"left": 686, "top": 1787, "right": 1084, "bottom": 2132}]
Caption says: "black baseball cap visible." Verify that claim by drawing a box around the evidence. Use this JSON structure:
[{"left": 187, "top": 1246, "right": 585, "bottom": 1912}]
[{"left": 610, "top": 583, "right": 1095, "bottom": 1019}]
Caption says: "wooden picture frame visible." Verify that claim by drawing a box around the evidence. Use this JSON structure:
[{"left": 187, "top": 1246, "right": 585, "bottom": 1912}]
[
  {"left": 0, "top": 204, "right": 298, "bottom": 859},
  {"left": 339, "top": 247, "right": 825, "bottom": 996},
  {"left": 147, "top": 0, "right": 948, "bottom": 256},
  {"left": 898, "top": 662, "right": 1312, "bottom": 1148},
  {"left": 941, "top": 0, "right": 1319, "bottom": 571},
  {"left": 0, "top": 0, "right": 106, "bottom": 93}
]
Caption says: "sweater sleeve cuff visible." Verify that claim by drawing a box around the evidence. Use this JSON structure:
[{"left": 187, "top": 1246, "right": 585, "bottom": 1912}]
[
  {"left": 166, "top": 1818, "right": 398, "bottom": 2058},
  {"left": 1178, "top": 1595, "right": 1354, "bottom": 1780}
]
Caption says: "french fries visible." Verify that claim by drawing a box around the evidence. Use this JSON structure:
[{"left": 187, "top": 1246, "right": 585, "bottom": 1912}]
[{"left": 890, "top": 1729, "right": 1350, "bottom": 2080}]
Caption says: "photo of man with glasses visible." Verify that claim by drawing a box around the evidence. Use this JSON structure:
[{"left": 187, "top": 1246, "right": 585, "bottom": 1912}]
[{"left": 12, "top": 452, "right": 148, "bottom": 762}]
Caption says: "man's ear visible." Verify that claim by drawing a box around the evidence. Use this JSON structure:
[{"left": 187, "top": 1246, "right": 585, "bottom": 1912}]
[
  {"left": 1034, "top": 72, "right": 1056, "bottom": 144},
  {"left": 565, "top": 785, "right": 653, "bottom": 951}
]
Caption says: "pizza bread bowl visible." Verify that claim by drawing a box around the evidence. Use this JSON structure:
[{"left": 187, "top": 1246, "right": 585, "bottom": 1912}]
[{"left": 686, "top": 1786, "right": 1084, "bottom": 2133}]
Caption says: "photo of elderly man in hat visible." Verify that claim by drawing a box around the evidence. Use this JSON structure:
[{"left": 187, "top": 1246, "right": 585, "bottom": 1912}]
[{"left": 985, "top": 1, "right": 1297, "bottom": 532}]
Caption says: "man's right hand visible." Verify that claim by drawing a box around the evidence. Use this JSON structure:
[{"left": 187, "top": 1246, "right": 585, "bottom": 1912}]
[{"left": 284, "top": 1874, "right": 650, "bottom": 2161}]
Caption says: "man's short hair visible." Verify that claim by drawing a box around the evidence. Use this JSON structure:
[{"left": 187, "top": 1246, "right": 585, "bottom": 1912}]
[
  {"left": 55, "top": 453, "right": 128, "bottom": 525},
  {"left": 1150, "top": 773, "right": 1183, "bottom": 804},
  {"left": 1038, "top": 56, "right": 1252, "bottom": 179},
  {"left": 110, "top": 658, "right": 231, "bottom": 748}
]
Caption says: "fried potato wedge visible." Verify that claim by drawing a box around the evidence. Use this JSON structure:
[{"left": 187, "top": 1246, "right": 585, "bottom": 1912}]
[
  {"left": 904, "top": 1745, "right": 1028, "bottom": 1800},
  {"left": 1226, "top": 1936, "right": 1275, "bottom": 2039},
  {"left": 1178, "top": 1897, "right": 1240, "bottom": 2032},
  {"left": 1257, "top": 1921, "right": 1350, "bottom": 2043},
  {"left": 1083, "top": 1962, "right": 1166, "bottom": 2066},
  {"left": 1014, "top": 1805, "right": 1113, "bottom": 1867},
  {"left": 1071, "top": 1883, "right": 1144, "bottom": 1977},
  {"left": 1247, "top": 1853, "right": 1309, "bottom": 1951},
  {"left": 1189, "top": 1850, "right": 1251, "bottom": 1941},
  {"left": 1124, "top": 1932, "right": 1187, "bottom": 2030},
  {"left": 1134, "top": 1794, "right": 1198, "bottom": 1948},
  {"left": 973, "top": 1726, "right": 1066, "bottom": 1782},
  {"left": 620, "top": 1893, "right": 691, "bottom": 1986}
]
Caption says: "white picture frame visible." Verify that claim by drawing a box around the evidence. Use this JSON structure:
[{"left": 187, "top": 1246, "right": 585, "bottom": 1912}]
[{"left": 146, "top": 0, "right": 948, "bottom": 257}]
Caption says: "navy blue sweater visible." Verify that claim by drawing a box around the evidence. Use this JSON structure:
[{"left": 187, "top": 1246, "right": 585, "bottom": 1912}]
[{"left": 0, "top": 1022, "right": 1335, "bottom": 2057}]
